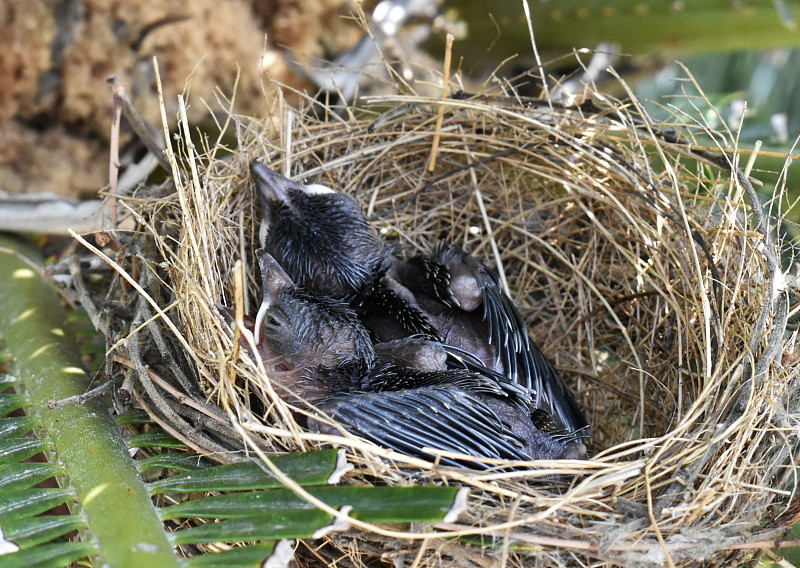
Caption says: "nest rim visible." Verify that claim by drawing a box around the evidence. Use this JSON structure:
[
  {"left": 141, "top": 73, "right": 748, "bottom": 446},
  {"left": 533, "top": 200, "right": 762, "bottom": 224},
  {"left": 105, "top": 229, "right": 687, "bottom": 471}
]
[{"left": 87, "top": 75, "right": 800, "bottom": 567}]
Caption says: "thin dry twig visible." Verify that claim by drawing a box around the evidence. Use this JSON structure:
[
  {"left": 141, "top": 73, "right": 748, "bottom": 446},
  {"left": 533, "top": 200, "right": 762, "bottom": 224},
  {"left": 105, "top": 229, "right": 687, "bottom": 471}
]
[
  {"left": 427, "top": 33, "right": 454, "bottom": 172},
  {"left": 107, "top": 78, "right": 124, "bottom": 229}
]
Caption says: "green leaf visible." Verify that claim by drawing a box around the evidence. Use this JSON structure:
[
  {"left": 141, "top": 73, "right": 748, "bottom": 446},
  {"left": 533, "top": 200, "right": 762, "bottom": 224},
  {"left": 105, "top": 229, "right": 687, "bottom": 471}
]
[
  {"left": 777, "top": 514, "right": 800, "bottom": 566},
  {"left": 138, "top": 452, "right": 217, "bottom": 473},
  {"left": 0, "top": 394, "right": 28, "bottom": 417},
  {"left": 180, "top": 543, "right": 277, "bottom": 568},
  {"left": 0, "top": 541, "right": 98, "bottom": 568},
  {"left": 0, "top": 463, "right": 61, "bottom": 491},
  {"left": 171, "top": 511, "right": 331, "bottom": 544},
  {"left": 162, "top": 486, "right": 460, "bottom": 524},
  {"left": 445, "top": 0, "right": 800, "bottom": 63},
  {"left": 0, "top": 438, "right": 48, "bottom": 465},
  {"left": 1, "top": 514, "right": 87, "bottom": 550},
  {"left": 0, "top": 489, "right": 73, "bottom": 519},
  {"left": 115, "top": 408, "right": 155, "bottom": 426},
  {"left": 150, "top": 449, "right": 339, "bottom": 494},
  {"left": 129, "top": 429, "right": 187, "bottom": 450},
  {"left": 0, "top": 416, "right": 37, "bottom": 439}
]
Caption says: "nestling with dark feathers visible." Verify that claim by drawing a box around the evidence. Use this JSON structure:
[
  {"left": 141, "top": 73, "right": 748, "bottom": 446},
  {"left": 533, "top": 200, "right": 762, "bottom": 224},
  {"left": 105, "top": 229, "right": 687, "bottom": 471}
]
[
  {"left": 249, "top": 160, "right": 590, "bottom": 438},
  {"left": 223, "top": 251, "right": 587, "bottom": 468}
]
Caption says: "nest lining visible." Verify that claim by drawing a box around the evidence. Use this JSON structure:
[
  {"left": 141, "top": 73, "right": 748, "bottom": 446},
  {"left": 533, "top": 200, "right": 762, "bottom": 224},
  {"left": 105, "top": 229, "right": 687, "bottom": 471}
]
[{"left": 84, "top": 81, "right": 800, "bottom": 567}]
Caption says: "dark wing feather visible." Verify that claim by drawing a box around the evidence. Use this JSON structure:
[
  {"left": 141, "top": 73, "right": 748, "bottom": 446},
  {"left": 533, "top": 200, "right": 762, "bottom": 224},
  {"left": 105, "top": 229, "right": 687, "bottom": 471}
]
[
  {"left": 355, "top": 361, "right": 530, "bottom": 413},
  {"left": 478, "top": 264, "right": 529, "bottom": 383},
  {"left": 439, "top": 343, "right": 533, "bottom": 411},
  {"left": 479, "top": 269, "right": 589, "bottom": 435},
  {"left": 319, "top": 387, "right": 532, "bottom": 469},
  {"left": 414, "top": 244, "right": 461, "bottom": 307},
  {"left": 364, "top": 278, "right": 443, "bottom": 341}
]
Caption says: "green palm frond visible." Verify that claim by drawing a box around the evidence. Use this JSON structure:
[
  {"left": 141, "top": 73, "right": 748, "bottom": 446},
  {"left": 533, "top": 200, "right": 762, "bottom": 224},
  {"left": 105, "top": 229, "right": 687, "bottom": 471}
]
[{"left": 0, "top": 235, "right": 463, "bottom": 568}]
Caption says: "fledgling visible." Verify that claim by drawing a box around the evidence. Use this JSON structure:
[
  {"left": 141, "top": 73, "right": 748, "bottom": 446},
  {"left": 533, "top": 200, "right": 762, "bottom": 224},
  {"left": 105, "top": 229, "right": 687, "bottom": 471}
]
[
  {"left": 391, "top": 243, "right": 589, "bottom": 435},
  {"left": 225, "top": 251, "right": 586, "bottom": 468},
  {"left": 249, "top": 251, "right": 376, "bottom": 406},
  {"left": 251, "top": 160, "right": 385, "bottom": 302},
  {"left": 248, "top": 161, "right": 589, "bottom": 437},
  {"left": 251, "top": 160, "right": 441, "bottom": 340}
]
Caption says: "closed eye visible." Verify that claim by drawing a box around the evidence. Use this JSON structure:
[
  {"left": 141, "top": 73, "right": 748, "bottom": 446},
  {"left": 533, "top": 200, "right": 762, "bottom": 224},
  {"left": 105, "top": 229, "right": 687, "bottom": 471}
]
[
  {"left": 260, "top": 309, "right": 291, "bottom": 347},
  {"left": 264, "top": 313, "right": 283, "bottom": 328}
]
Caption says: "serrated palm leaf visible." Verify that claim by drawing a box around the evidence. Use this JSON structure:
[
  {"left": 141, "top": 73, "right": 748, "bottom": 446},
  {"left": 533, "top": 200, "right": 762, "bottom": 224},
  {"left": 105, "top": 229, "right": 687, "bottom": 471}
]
[
  {"left": 179, "top": 543, "right": 278, "bottom": 568},
  {"left": 0, "top": 235, "right": 465, "bottom": 568}
]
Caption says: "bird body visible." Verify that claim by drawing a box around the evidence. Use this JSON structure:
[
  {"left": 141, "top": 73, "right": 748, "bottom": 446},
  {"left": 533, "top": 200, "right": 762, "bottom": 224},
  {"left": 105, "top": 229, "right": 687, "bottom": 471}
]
[
  {"left": 224, "top": 251, "right": 586, "bottom": 468},
  {"left": 391, "top": 243, "right": 589, "bottom": 435},
  {"left": 249, "top": 160, "right": 589, "bottom": 438}
]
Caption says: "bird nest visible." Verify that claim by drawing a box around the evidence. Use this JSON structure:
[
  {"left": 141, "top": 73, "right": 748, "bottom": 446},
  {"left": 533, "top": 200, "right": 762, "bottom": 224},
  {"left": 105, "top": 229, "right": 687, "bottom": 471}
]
[{"left": 84, "top": 76, "right": 800, "bottom": 567}]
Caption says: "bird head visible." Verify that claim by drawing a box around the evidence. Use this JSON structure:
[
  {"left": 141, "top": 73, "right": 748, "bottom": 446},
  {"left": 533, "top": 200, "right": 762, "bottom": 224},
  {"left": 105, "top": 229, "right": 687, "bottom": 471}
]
[
  {"left": 250, "top": 160, "right": 384, "bottom": 300},
  {"left": 253, "top": 252, "right": 375, "bottom": 399}
]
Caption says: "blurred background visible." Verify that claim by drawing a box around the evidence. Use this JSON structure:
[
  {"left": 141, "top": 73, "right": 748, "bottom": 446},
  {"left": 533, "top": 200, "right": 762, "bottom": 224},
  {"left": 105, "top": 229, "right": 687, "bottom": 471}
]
[{"left": 1, "top": 0, "right": 799, "bottom": 230}]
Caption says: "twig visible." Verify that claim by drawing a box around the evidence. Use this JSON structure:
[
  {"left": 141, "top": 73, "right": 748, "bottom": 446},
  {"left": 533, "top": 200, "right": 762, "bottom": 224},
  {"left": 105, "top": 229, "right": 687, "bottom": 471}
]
[
  {"left": 108, "top": 78, "right": 124, "bottom": 228},
  {"left": 427, "top": 33, "right": 454, "bottom": 172},
  {"left": 522, "top": 0, "right": 552, "bottom": 108},
  {"left": 48, "top": 375, "right": 121, "bottom": 409},
  {"left": 67, "top": 254, "right": 107, "bottom": 335},
  {"left": 121, "top": 93, "right": 171, "bottom": 172},
  {"left": 463, "top": 142, "right": 510, "bottom": 295}
]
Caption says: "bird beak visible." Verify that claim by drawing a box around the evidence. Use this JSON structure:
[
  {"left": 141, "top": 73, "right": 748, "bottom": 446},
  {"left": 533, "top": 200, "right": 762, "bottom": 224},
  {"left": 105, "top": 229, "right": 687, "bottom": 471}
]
[
  {"left": 250, "top": 160, "right": 294, "bottom": 206},
  {"left": 254, "top": 299, "right": 268, "bottom": 345},
  {"left": 255, "top": 251, "right": 294, "bottom": 344},
  {"left": 250, "top": 160, "right": 336, "bottom": 203},
  {"left": 251, "top": 161, "right": 337, "bottom": 247}
]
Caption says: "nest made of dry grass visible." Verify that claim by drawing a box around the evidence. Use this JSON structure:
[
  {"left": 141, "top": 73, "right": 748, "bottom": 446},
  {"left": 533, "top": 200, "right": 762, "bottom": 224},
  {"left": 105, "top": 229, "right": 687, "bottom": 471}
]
[{"left": 78, "top": 73, "right": 800, "bottom": 568}]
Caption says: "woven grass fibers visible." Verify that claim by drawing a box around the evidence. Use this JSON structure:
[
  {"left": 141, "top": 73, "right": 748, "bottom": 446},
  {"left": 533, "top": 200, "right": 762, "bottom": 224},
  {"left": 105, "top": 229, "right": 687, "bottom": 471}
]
[{"left": 106, "top": 81, "right": 800, "bottom": 567}]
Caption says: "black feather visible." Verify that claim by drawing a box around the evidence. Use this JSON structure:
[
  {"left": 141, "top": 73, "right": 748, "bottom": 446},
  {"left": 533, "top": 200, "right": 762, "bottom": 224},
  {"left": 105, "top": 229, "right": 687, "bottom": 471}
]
[{"left": 319, "top": 387, "right": 534, "bottom": 469}]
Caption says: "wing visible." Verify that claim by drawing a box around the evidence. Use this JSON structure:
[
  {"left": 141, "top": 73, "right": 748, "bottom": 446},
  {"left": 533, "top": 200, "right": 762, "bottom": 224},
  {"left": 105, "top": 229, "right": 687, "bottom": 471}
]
[
  {"left": 439, "top": 342, "right": 533, "bottom": 411},
  {"left": 355, "top": 361, "right": 531, "bottom": 415},
  {"left": 318, "top": 386, "right": 532, "bottom": 470},
  {"left": 432, "top": 344, "right": 590, "bottom": 450},
  {"left": 479, "top": 264, "right": 589, "bottom": 436},
  {"left": 378, "top": 241, "right": 589, "bottom": 438},
  {"left": 426, "top": 243, "right": 589, "bottom": 437}
]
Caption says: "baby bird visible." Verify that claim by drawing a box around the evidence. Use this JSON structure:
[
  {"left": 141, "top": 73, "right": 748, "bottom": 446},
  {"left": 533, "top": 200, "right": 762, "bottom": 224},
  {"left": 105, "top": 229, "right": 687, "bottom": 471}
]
[
  {"left": 251, "top": 160, "right": 441, "bottom": 340},
  {"left": 249, "top": 161, "right": 590, "bottom": 437},
  {"left": 227, "top": 251, "right": 586, "bottom": 468},
  {"left": 390, "top": 243, "right": 589, "bottom": 435},
  {"left": 250, "top": 251, "right": 375, "bottom": 406},
  {"left": 251, "top": 160, "right": 385, "bottom": 302}
]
